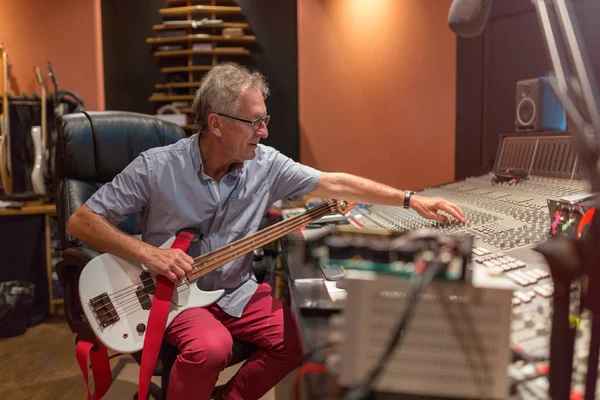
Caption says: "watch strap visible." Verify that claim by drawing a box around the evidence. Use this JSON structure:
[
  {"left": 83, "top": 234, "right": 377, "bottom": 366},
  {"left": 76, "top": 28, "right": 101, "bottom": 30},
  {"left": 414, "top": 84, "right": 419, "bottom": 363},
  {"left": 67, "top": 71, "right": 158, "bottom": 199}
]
[{"left": 403, "top": 190, "right": 413, "bottom": 209}]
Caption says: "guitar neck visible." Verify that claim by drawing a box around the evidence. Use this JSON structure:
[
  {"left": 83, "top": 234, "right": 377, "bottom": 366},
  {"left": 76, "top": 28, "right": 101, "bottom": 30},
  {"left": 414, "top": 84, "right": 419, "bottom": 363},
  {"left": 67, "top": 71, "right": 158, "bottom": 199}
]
[
  {"left": 34, "top": 67, "right": 46, "bottom": 149},
  {"left": 0, "top": 46, "right": 12, "bottom": 195},
  {"left": 185, "top": 201, "right": 335, "bottom": 281},
  {"left": 41, "top": 86, "right": 46, "bottom": 150},
  {"left": 2, "top": 49, "right": 8, "bottom": 134}
]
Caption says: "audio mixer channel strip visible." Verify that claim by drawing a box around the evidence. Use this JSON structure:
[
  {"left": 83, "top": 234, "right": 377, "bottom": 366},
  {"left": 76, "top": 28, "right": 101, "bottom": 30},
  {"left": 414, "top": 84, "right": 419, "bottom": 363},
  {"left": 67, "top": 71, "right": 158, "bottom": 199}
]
[{"left": 349, "top": 174, "right": 598, "bottom": 398}]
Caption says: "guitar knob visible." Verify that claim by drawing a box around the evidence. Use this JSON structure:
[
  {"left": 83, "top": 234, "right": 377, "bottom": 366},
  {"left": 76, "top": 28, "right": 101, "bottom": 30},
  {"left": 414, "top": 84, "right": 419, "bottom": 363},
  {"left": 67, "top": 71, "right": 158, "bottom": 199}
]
[{"left": 136, "top": 323, "right": 146, "bottom": 334}]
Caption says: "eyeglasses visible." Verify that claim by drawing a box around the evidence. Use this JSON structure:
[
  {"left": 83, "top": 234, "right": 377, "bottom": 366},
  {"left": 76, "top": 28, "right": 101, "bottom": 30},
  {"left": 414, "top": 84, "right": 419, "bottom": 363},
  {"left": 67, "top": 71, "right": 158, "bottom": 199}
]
[{"left": 216, "top": 113, "right": 271, "bottom": 130}]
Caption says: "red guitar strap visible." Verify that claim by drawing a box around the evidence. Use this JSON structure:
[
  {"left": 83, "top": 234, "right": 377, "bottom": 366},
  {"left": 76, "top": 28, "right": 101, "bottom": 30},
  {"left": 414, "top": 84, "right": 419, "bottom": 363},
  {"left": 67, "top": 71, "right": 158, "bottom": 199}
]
[
  {"left": 138, "top": 230, "right": 197, "bottom": 400},
  {"left": 75, "top": 339, "right": 111, "bottom": 400},
  {"left": 74, "top": 230, "right": 197, "bottom": 400}
]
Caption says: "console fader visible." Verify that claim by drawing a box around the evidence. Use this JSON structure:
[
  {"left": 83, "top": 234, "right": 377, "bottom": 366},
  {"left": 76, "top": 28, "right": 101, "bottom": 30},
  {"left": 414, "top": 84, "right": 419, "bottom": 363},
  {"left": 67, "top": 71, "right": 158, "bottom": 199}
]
[{"left": 345, "top": 133, "right": 598, "bottom": 398}]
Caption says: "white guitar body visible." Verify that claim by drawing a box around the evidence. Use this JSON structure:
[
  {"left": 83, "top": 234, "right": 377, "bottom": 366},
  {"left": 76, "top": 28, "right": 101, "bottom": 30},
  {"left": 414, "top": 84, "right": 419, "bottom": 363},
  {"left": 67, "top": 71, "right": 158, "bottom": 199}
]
[
  {"left": 79, "top": 236, "right": 225, "bottom": 353},
  {"left": 30, "top": 126, "right": 46, "bottom": 195}
]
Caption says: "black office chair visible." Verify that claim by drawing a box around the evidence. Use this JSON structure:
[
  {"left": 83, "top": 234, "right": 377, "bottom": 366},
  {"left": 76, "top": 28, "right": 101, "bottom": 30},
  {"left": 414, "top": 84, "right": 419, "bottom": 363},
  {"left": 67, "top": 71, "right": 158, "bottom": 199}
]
[{"left": 54, "top": 111, "right": 256, "bottom": 399}]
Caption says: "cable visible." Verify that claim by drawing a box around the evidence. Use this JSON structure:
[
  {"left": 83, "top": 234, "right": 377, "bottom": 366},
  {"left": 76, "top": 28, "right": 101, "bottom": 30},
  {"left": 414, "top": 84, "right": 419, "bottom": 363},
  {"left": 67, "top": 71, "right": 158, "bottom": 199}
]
[
  {"left": 342, "top": 260, "right": 444, "bottom": 400},
  {"left": 292, "top": 362, "right": 326, "bottom": 400}
]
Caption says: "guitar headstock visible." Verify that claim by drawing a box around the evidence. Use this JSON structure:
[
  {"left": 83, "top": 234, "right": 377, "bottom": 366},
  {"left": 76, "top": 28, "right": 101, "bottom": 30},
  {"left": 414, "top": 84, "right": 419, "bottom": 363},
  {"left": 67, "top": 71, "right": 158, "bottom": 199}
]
[
  {"left": 328, "top": 199, "right": 357, "bottom": 216},
  {"left": 34, "top": 66, "right": 45, "bottom": 89},
  {"left": 47, "top": 62, "right": 59, "bottom": 93}
]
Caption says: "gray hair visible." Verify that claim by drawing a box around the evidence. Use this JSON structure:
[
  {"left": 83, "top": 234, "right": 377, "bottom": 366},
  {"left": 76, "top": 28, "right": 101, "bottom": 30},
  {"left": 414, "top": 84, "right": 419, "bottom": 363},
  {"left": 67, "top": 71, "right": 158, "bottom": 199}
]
[{"left": 192, "top": 63, "right": 270, "bottom": 132}]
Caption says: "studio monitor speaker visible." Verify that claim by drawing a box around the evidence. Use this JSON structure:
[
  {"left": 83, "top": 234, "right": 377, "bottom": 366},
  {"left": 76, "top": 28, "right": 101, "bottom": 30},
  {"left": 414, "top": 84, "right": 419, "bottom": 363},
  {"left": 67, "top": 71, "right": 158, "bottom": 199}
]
[{"left": 515, "top": 77, "right": 566, "bottom": 132}]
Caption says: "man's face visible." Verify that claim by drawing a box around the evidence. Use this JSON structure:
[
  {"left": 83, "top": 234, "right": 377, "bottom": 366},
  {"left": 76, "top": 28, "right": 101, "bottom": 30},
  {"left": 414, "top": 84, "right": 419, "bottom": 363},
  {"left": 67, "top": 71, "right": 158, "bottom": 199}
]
[{"left": 219, "top": 87, "right": 269, "bottom": 162}]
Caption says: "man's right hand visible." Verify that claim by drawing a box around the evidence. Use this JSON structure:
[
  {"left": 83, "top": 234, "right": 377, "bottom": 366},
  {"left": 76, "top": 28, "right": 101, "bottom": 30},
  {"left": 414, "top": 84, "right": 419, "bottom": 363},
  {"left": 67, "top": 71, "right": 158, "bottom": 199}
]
[{"left": 141, "top": 247, "right": 194, "bottom": 284}]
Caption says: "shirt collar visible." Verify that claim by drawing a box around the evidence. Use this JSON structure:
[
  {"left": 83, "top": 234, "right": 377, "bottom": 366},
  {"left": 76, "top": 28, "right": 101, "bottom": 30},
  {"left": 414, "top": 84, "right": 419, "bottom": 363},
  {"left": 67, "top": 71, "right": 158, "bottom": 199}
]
[{"left": 189, "top": 133, "right": 245, "bottom": 181}]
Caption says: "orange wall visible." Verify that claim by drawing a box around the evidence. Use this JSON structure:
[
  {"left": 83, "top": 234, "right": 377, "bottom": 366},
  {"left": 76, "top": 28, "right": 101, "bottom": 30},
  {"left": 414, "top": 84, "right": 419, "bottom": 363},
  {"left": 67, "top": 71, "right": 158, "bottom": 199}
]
[
  {"left": 298, "top": 0, "right": 456, "bottom": 190},
  {"left": 0, "top": 0, "right": 104, "bottom": 111}
]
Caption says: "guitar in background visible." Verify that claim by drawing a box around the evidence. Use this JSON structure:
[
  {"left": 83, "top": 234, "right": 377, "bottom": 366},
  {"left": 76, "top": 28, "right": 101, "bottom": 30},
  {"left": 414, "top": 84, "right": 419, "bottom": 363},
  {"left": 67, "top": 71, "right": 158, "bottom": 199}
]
[
  {"left": 45, "top": 62, "right": 84, "bottom": 197},
  {"left": 32, "top": 66, "right": 47, "bottom": 196},
  {"left": 0, "top": 42, "right": 12, "bottom": 195}
]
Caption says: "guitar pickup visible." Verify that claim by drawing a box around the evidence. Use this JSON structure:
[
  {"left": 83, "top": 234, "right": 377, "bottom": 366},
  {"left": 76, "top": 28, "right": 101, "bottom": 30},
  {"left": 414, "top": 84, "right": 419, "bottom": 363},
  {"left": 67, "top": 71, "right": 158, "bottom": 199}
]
[
  {"left": 135, "top": 271, "right": 156, "bottom": 310},
  {"left": 140, "top": 271, "right": 156, "bottom": 295},
  {"left": 135, "top": 287, "right": 152, "bottom": 310},
  {"left": 90, "top": 292, "right": 119, "bottom": 328}
]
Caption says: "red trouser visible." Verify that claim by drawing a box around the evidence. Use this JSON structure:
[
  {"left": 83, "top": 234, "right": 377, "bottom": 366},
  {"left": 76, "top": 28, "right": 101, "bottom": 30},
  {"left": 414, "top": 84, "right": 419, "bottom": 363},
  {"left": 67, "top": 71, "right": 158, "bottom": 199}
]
[{"left": 164, "top": 283, "right": 303, "bottom": 400}]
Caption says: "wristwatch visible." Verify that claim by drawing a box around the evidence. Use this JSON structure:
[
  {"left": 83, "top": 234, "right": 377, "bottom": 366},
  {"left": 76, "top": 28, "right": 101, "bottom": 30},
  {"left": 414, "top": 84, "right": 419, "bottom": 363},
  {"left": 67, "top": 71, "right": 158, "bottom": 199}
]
[{"left": 403, "top": 190, "right": 414, "bottom": 209}]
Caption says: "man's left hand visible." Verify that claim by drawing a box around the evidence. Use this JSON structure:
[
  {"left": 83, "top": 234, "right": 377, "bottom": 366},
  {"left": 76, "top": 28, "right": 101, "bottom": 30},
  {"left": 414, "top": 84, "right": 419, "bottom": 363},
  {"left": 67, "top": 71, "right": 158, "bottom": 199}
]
[{"left": 410, "top": 194, "right": 466, "bottom": 223}]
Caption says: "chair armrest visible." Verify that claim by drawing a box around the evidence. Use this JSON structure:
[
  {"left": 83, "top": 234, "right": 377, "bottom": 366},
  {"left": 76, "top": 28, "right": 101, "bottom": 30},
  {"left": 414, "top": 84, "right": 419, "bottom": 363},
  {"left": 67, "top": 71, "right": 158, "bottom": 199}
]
[
  {"left": 61, "top": 246, "right": 102, "bottom": 267},
  {"left": 56, "top": 246, "right": 102, "bottom": 341}
]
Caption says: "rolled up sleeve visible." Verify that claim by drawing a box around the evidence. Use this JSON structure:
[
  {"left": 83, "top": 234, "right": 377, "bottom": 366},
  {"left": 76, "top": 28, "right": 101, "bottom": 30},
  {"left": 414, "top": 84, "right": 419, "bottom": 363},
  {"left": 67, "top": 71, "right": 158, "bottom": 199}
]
[
  {"left": 267, "top": 151, "right": 322, "bottom": 203},
  {"left": 85, "top": 153, "right": 153, "bottom": 226}
]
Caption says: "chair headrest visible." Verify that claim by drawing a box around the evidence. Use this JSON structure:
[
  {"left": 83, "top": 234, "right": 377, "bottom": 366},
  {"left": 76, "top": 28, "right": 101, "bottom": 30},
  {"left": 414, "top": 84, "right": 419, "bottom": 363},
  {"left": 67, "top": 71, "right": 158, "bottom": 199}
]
[{"left": 56, "top": 111, "right": 185, "bottom": 183}]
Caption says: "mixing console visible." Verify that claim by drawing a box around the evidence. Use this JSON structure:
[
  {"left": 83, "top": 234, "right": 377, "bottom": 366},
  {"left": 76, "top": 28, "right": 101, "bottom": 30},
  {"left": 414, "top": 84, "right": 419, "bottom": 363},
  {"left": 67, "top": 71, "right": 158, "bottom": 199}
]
[{"left": 346, "top": 173, "right": 598, "bottom": 398}]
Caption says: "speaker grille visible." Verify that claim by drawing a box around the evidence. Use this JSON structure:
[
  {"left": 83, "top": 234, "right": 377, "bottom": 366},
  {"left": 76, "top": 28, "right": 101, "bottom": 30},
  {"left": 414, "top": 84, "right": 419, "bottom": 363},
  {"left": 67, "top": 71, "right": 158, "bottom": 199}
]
[{"left": 516, "top": 98, "right": 535, "bottom": 127}]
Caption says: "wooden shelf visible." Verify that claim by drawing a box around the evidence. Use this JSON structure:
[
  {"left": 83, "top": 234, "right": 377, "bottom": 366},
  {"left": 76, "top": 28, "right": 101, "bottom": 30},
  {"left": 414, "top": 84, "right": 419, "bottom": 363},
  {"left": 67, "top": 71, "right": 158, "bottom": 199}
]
[
  {"left": 149, "top": 94, "right": 196, "bottom": 102},
  {"left": 51, "top": 298, "right": 64, "bottom": 305},
  {"left": 149, "top": 2, "right": 255, "bottom": 123},
  {"left": 154, "top": 47, "right": 250, "bottom": 57},
  {"left": 155, "top": 81, "right": 201, "bottom": 89},
  {"left": 161, "top": 65, "right": 213, "bottom": 73},
  {"left": 159, "top": 5, "right": 242, "bottom": 17},
  {"left": 0, "top": 201, "right": 56, "bottom": 216},
  {"left": 147, "top": 34, "right": 256, "bottom": 45},
  {"left": 153, "top": 22, "right": 249, "bottom": 31}
]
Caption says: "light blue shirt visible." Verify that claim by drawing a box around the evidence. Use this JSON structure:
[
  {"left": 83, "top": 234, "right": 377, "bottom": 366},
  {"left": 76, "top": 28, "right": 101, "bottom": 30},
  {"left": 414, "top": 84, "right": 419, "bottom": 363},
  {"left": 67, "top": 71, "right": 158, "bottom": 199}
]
[{"left": 86, "top": 133, "right": 322, "bottom": 317}]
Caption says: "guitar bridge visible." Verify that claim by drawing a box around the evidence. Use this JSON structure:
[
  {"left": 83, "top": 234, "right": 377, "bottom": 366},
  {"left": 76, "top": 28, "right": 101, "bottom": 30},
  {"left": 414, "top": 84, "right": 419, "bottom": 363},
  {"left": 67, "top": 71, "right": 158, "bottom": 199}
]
[
  {"left": 135, "top": 271, "right": 156, "bottom": 310},
  {"left": 90, "top": 292, "right": 119, "bottom": 328}
]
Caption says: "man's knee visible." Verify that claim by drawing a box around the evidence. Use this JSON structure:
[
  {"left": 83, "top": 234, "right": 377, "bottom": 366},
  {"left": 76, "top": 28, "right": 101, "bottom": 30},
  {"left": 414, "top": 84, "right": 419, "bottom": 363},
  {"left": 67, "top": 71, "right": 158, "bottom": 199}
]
[{"left": 180, "top": 335, "right": 234, "bottom": 371}]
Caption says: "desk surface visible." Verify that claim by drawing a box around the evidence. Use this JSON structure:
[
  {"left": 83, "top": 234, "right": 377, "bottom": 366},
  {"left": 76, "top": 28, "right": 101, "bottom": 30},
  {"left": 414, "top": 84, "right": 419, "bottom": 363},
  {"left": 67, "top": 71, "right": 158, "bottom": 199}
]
[{"left": 0, "top": 201, "right": 56, "bottom": 216}]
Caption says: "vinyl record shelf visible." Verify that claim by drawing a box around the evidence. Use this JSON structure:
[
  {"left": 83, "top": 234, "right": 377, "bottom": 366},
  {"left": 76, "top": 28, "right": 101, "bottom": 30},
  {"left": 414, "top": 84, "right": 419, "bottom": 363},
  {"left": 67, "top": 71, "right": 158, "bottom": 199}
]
[{"left": 147, "top": 0, "right": 256, "bottom": 134}]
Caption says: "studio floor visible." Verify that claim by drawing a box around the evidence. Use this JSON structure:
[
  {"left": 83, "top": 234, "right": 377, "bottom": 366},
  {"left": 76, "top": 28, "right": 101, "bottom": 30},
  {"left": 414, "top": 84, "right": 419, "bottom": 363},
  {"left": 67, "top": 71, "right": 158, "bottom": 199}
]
[{"left": 0, "top": 317, "right": 288, "bottom": 400}]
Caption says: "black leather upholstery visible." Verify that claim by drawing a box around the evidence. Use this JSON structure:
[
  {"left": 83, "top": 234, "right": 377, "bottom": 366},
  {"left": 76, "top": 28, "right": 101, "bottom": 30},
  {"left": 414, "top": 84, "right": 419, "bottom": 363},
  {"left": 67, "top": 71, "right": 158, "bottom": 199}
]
[
  {"left": 56, "top": 246, "right": 102, "bottom": 341},
  {"left": 54, "top": 111, "right": 255, "bottom": 399},
  {"left": 55, "top": 111, "right": 183, "bottom": 249}
]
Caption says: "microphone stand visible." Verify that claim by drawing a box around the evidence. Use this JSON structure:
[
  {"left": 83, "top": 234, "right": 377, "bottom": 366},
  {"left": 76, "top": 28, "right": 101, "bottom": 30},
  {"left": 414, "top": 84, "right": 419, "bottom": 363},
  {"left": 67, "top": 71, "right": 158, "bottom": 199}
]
[{"left": 531, "top": 0, "right": 600, "bottom": 399}]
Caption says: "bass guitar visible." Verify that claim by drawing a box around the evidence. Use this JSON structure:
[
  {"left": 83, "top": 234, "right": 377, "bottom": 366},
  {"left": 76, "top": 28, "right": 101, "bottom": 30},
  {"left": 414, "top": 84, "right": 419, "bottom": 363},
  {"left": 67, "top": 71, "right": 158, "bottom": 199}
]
[
  {"left": 79, "top": 199, "right": 354, "bottom": 353},
  {"left": 31, "top": 66, "right": 47, "bottom": 195}
]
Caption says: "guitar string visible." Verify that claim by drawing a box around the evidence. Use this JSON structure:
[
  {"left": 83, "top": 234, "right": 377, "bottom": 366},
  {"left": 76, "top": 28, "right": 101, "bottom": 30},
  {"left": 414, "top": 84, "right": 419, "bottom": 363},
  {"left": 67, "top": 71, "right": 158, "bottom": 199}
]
[
  {"left": 94, "top": 208, "right": 318, "bottom": 319},
  {"left": 105, "top": 203, "right": 328, "bottom": 318},
  {"left": 119, "top": 284, "right": 195, "bottom": 320},
  {"left": 97, "top": 283, "right": 196, "bottom": 322},
  {"left": 93, "top": 222, "right": 304, "bottom": 315},
  {"left": 90, "top": 203, "right": 335, "bottom": 320},
  {"left": 106, "top": 283, "right": 191, "bottom": 318},
  {"left": 89, "top": 202, "right": 333, "bottom": 313}
]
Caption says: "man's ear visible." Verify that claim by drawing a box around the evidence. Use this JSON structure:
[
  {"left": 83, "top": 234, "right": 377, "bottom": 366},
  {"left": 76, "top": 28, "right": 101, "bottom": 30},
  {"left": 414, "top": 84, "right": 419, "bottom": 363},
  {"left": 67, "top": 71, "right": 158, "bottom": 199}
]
[{"left": 207, "top": 113, "right": 222, "bottom": 138}]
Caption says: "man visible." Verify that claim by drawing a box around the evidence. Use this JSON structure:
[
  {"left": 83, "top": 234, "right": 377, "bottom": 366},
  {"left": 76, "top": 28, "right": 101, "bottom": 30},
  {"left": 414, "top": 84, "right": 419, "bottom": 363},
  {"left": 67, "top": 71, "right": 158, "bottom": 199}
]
[{"left": 67, "top": 63, "right": 465, "bottom": 400}]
